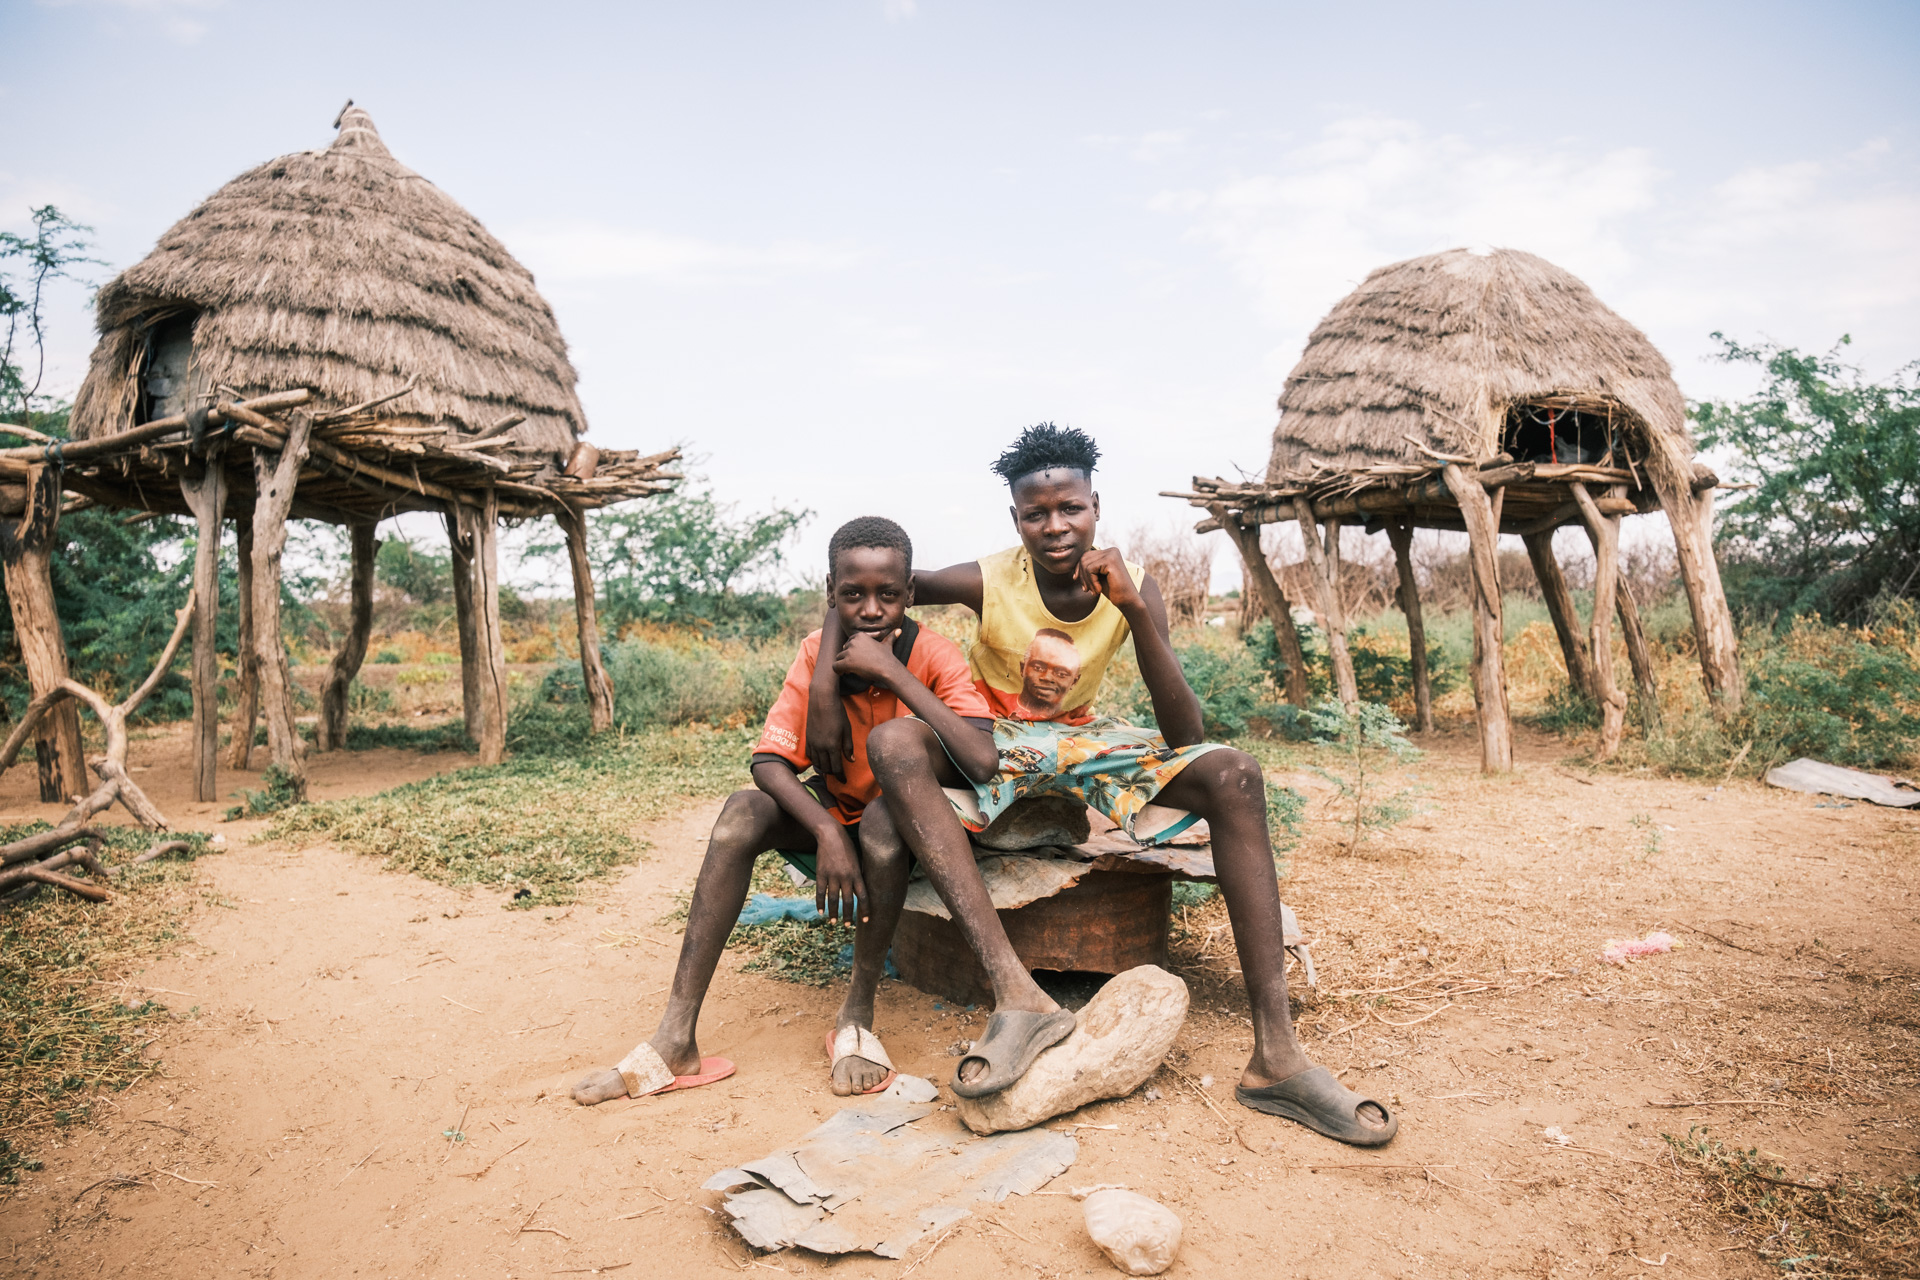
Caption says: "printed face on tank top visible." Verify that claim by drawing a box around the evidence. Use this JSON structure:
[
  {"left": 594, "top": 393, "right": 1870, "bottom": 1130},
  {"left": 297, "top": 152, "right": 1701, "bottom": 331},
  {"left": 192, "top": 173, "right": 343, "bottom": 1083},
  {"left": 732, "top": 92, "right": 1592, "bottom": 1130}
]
[{"left": 1017, "top": 628, "right": 1082, "bottom": 719}]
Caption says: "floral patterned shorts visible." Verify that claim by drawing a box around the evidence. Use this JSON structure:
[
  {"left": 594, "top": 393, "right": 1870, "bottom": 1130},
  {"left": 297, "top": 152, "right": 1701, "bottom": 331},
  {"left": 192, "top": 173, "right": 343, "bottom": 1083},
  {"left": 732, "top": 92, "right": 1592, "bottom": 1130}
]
[{"left": 956, "top": 716, "right": 1225, "bottom": 845}]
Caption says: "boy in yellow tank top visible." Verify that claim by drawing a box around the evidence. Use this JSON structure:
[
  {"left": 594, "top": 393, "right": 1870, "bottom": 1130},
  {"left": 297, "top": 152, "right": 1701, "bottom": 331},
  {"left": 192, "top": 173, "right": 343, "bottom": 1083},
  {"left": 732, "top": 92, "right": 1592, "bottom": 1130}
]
[{"left": 807, "top": 424, "right": 1397, "bottom": 1147}]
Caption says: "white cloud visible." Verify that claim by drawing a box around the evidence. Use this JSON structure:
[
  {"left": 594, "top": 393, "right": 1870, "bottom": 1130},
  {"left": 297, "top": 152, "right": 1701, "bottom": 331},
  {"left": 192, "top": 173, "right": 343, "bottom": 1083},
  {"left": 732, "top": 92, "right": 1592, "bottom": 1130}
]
[
  {"left": 508, "top": 224, "right": 864, "bottom": 282},
  {"left": 1156, "top": 116, "right": 1920, "bottom": 391},
  {"left": 36, "top": 0, "right": 224, "bottom": 44},
  {"left": 882, "top": 0, "right": 918, "bottom": 21}
]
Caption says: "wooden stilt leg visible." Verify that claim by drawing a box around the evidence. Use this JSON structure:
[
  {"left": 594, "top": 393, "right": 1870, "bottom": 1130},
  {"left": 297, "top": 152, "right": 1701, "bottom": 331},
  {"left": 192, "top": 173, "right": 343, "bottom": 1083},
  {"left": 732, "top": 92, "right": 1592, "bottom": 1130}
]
[
  {"left": 1441, "top": 465, "right": 1512, "bottom": 772},
  {"left": 1523, "top": 530, "right": 1597, "bottom": 702},
  {"left": 456, "top": 491, "right": 509, "bottom": 765},
  {"left": 1615, "top": 570, "right": 1659, "bottom": 720},
  {"left": 179, "top": 459, "right": 229, "bottom": 802},
  {"left": 1570, "top": 483, "right": 1629, "bottom": 759},
  {"left": 1, "top": 466, "right": 87, "bottom": 802},
  {"left": 249, "top": 413, "right": 312, "bottom": 796},
  {"left": 445, "top": 507, "right": 482, "bottom": 744},
  {"left": 1645, "top": 435, "right": 1743, "bottom": 708},
  {"left": 1292, "top": 498, "right": 1357, "bottom": 705},
  {"left": 1385, "top": 520, "right": 1433, "bottom": 733},
  {"left": 560, "top": 505, "right": 615, "bottom": 733},
  {"left": 1215, "top": 509, "right": 1309, "bottom": 706},
  {"left": 317, "top": 522, "right": 379, "bottom": 752},
  {"left": 226, "top": 520, "right": 259, "bottom": 770}
]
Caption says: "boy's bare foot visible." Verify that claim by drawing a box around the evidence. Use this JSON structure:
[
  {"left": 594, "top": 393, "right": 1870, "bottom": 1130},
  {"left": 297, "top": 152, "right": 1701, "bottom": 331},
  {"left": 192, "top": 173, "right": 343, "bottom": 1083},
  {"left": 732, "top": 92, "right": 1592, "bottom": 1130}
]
[
  {"left": 571, "top": 1032, "right": 702, "bottom": 1105},
  {"left": 830, "top": 1002, "right": 892, "bottom": 1096}
]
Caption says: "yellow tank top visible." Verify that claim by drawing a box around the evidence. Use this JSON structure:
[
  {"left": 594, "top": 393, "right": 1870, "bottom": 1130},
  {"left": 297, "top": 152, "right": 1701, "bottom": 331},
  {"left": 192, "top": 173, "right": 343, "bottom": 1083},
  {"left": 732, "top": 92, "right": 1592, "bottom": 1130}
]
[{"left": 971, "top": 546, "right": 1143, "bottom": 724}]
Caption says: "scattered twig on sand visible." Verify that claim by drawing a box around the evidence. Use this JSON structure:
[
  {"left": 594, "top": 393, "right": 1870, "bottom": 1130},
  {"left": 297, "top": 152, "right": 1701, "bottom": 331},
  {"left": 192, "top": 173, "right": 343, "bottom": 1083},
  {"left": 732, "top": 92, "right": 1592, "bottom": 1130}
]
[
  {"left": 1665, "top": 919, "right": 1764, "bottom": 956},
  {"left": 609, "top": 1206, "right": 659, "bottom": 1222},
  {"left": 552, "top": 1265, "right": 630, "bottom": 1274},
  {"left": 1373, "top": 1001, "right": 1454, "bottom": 1028},
  {"left": 509, "top": 1020, "right": 569, "bottom": 1036},
  {"left": 1646, "top": 1098, "right": 1798, "bottom": 1109},
  {"left": 1301, "top": 1162, "right": 1459, "bottom": 1172},
  {"left": 152, "top": 1167, "right": 219, "bottom": 1188},
  {"left": 73, "top": 1173, "right": 149, "bottom": 1200},
  {"left": 335, "top": 1143, "right": 382, "bottom": 1187},
  {"left": 455, "top": 1137, "right": 530, "bottom": 1180},
  {"left": 443, "top": 1102, "right": 471, "bottom": 1162},
  {"left": 520, "top": 1227, "right": 572, "bottom": 1240},
  {"left": 440, "top": 995, "right": 485, "bottom": 1014},
  {"left": 901, "top": 1225, "right": 960, "bottom": 1276},
  {"left": 986, "top": 1217, "right": 1037, "bottom": 1243},
  {"left": 1167, "top": 1066, "right": 1243, "bottom": 1144}
]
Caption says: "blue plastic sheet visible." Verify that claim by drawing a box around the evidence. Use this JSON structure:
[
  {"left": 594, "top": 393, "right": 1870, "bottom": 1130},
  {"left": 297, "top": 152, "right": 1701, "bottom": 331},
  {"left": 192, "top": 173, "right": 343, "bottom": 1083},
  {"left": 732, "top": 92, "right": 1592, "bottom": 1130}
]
[{"left": 737, "top": 893, "right": 821, "bottom": 926}]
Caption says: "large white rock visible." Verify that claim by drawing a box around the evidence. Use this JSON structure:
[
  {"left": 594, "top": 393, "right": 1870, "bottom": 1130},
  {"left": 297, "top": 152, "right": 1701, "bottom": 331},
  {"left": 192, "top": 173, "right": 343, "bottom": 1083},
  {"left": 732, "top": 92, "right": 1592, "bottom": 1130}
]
[
  {"left": 1082, "top": 1189, "right": 1183, "bottom": 1275},
  {"left": 955, "top": 965, "right": 1188, "bottom": 1135}
]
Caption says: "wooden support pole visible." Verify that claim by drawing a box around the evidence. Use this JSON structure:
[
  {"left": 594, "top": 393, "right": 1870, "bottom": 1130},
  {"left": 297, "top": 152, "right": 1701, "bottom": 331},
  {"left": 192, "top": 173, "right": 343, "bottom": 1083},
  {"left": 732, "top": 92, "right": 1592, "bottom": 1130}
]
[
  {"left": 467, "top": 489, "right": 509, "bottom": 764},
  {"left": 226, "top": 520, "right": 259, "bottom": 769},
  {"left": 445, "top": 507, "right": 482, "bottom": 744},
  {"left": 559, "top": 505, "right": 615, "bottom": 733},
  {"left": 179, "top": 458, "right": 228, "bottom": 802},
  {"left": 1615, "top": 569, "right": 1659, "bottom": 721},
  {"left": 1, "top": 464, "right": 87, "bottom": 802},
  {"left": 1644, "top": 433, "right": 1742, "bottom": 708},
  {"left": 1215, "top": 510, "right": 1310, "bottom": 707},
  {"left": 1384, "top": 520, "right": 1433, "bottom": 733},
  {"left": 317, "top": 522, "right": 379, "bottom": 752},
  {"left": 249, "top": 412, "right": 312, "bottom": 797},
  {"left": 1522, "top": 530, "right": 1597, "bottom": 702},
  {"left": 1570, "top": 483, "right": 1629, "bottom": 760},
  {"left": 1440, "top": 465, "right": 1512, "bottom": 772},
  {"left": 1293, "top": 498, "right": 1357, "bottom": 705}
]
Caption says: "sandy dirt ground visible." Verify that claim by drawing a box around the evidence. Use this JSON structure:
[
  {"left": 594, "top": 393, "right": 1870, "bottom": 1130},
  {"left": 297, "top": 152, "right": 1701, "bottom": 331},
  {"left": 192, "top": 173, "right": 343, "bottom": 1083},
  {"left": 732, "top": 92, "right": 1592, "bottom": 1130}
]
[{"left": 1, "top": 719, "right": 1915, "bottom": 1279}]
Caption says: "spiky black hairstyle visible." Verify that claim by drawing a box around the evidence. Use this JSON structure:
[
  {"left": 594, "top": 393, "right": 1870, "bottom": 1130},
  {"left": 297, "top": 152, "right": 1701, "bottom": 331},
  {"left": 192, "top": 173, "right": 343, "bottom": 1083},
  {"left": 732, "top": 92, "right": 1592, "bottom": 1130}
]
[
  {"left": 827, "top": 515, "right": 913, "bottom": 577},
  {"left": 990, "top": 422, "right": 1100, "bottom": 487}
]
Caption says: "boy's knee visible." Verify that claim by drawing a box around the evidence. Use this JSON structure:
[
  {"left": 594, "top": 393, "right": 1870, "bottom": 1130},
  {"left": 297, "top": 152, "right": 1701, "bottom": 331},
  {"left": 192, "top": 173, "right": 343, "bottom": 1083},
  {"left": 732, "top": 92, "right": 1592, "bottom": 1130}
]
[
  {"left": 1203, "top": 748, "right": 1265, "bottom": 802},
  {"left": 866, "top": 719, "right": 932, "bottom": 780},
  {"left": 710, "top": 788, "right": 776, "bottom": 851}
]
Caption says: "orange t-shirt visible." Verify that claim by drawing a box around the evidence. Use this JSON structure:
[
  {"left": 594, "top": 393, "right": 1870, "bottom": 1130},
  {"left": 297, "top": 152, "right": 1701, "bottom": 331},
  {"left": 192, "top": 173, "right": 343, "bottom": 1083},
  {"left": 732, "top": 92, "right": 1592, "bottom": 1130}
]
[{"left": 752, "top": 628, "right": 990, "bottom": 824}]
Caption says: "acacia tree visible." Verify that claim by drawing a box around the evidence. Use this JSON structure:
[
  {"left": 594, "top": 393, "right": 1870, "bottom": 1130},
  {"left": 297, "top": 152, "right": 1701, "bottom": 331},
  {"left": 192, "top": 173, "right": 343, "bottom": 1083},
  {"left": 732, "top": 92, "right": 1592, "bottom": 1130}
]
[{"left": 1693, "top": 335, "right": 1920, "bottom": 623}]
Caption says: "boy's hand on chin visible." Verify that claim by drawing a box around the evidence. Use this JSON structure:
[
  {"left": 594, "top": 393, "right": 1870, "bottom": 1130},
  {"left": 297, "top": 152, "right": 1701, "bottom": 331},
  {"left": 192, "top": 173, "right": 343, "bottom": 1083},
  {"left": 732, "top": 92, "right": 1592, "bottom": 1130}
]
[
  {"left": 833, "top": 629, "right": 904, "bottom": 687},
  {"left": 1077, "top": 548, "right": 1143, "bottom": 612},
  {"left": 813, "top": 825, "right": 868, "bottom": 925}
]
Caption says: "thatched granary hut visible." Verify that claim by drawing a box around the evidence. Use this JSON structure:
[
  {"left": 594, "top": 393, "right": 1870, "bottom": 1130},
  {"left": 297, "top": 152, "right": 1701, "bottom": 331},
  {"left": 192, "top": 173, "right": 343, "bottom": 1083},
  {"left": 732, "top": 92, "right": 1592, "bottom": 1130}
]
[
  {"left": 70, "top": 106, "right": 583, "bottom": 457},
  {"left": 0, "top": 105, "right": 677, "bottom": 818},
  {"left": 1169, "top": 248, "right": 1740, "bottom": 771}
]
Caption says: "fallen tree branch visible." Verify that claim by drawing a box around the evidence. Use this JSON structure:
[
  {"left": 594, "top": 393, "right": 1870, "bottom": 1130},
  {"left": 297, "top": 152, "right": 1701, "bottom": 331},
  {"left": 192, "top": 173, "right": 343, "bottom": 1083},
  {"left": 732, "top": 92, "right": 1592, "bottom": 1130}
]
[{"left": 0, "top": 591, "right": 195, "bottom": 901}]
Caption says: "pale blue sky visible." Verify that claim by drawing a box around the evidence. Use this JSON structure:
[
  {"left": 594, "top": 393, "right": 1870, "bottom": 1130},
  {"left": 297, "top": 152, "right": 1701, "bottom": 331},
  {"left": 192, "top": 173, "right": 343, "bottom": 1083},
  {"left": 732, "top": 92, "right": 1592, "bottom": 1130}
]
[{"left": 6, "top": 0, "right": 1917, "bottom": 587}]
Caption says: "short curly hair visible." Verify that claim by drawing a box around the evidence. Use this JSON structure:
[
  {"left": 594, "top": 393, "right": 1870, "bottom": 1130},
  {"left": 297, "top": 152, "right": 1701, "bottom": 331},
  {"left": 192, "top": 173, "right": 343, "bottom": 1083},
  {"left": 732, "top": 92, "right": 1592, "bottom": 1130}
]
[
  {"left": 827, "top": 515, "right": 912, "bottom": 578},
  {"left": 990, "top": 422, "right": 1100, "bottom": 487}
]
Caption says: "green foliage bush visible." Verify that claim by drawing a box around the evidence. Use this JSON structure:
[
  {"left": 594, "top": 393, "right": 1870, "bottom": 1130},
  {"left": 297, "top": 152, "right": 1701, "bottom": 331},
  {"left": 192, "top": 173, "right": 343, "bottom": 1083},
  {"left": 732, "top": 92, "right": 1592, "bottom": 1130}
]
[
  {"left": 517, "top": 635, "right": 790, "bottom": 751},
  {"left": 1242, "top": 618, "right": 1458, "bottom": 710},
  {"left": 1643, "top": 601, "right": 1920, "bottom": 775},
  {"left": 534, "top": 484, "right": 811, "bottom": 639},
  {"left": 1695, "top": 335, "right": 1919, "bottom": 623}
]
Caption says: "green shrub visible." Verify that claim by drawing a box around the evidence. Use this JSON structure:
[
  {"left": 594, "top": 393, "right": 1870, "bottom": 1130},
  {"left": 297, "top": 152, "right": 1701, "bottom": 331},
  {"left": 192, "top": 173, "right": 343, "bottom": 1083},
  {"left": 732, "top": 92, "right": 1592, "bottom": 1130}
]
[
  {"left": 1242, "top": 619, "right": 1458, "bottom": 711},
  {"left": 1642, "top": 603, "right": 1920, "bottom": 775},
  {"left": 525, "top": 637, "right": 788, "bottom": 741}
]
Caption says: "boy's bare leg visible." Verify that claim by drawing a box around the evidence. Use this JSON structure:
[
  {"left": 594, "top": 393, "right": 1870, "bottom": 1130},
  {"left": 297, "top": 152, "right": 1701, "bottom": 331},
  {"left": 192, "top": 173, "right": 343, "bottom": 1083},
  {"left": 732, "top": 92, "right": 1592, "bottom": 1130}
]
[
  {"left": 572, "top": 788, "right": 810, "bottom": 1105},
  {"left": 1152, "top": 748, "right": 1386, "bottom": 1130},
  {"left": 832, "top": 803, "right": 913, "bottom": 1095},
  {"left": 866, "top": 719, "right": 1061, "bottom": 1066}
]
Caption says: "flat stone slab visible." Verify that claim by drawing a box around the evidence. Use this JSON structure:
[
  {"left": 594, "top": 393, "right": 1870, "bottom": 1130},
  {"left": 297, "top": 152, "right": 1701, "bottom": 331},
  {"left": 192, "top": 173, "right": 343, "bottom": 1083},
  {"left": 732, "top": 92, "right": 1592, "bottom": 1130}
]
[{"left": 705, "top": 1080, "right": 1076, "bottom": 1258}]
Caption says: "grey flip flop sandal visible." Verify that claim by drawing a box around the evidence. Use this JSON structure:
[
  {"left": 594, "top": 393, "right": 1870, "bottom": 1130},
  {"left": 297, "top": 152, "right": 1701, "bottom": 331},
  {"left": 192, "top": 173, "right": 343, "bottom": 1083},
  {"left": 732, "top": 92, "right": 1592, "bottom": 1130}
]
[
  {"left": 1235, "top": 1066, "right": 1398, "bottom": 1146},
  {"left": 950, "top": 1008, "right": 1077, "bottom": 1099}
]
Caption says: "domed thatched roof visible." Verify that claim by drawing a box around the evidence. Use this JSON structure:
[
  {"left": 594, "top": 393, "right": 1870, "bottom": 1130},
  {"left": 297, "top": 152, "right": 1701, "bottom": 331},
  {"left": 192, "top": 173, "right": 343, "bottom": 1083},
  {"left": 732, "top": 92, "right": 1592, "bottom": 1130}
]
[
  {"left": 70, "top": 105, "right": 584, "bottom": 453},
  {"left": 1267, "top": 248, "right": 1686, "bottom": 480}
]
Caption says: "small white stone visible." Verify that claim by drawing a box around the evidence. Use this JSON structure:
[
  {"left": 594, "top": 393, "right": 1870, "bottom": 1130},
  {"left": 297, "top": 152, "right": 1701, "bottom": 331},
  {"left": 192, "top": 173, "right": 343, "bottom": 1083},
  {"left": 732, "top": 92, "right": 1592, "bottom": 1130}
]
[{"left": 1083, "top": 1188, "right": 1182, "bottom": 1275}]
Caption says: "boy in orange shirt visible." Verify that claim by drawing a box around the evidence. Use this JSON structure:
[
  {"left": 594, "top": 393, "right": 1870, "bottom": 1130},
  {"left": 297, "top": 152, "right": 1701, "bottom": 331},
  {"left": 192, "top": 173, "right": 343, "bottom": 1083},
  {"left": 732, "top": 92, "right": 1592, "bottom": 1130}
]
[{"left": 572, "top": 517, "right": 996, "bottom": 1104}]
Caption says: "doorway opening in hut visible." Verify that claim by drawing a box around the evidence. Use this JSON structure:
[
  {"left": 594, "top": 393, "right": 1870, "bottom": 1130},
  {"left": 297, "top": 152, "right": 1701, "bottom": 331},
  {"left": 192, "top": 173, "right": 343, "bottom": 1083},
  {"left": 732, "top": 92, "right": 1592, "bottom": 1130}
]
[
  {"left": 1502, "top": 400, "right": 1628, "bottom": 466},
  {"left": 136, "top": 311, "right": 204, "bottom": 423}
]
